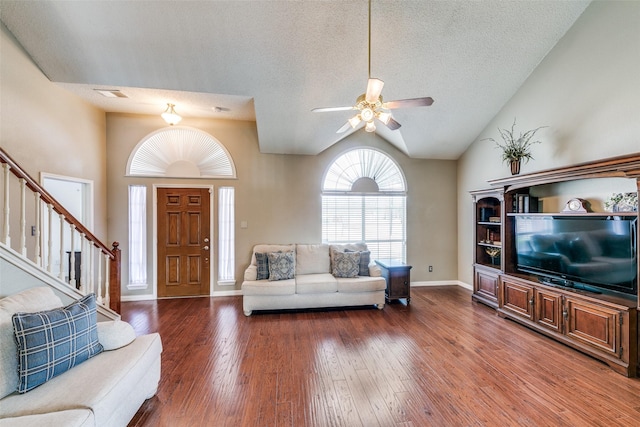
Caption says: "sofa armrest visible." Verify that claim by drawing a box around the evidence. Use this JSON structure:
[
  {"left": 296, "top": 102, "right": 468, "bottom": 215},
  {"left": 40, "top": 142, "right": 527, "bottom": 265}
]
[
  {"left": 244, "top": 265, "right": 258, "bottom": 281},
  {"left": 369, "top": 263, "right": 382, "bottom": 277}
]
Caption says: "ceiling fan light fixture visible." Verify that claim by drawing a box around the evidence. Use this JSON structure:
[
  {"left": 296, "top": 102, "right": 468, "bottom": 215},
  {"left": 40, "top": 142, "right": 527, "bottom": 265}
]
[
  {"left": 360, "top": 107, "right": 375, "bottom": 122},
  {"left": 161, "top": 103, "right": 182, "bottom": 126},
  {"left": 348, "top": 115, "right": 362, "bottom": 129},
  {"left": 377, "top": 111, "right": 391, "bottom": 125},
  {"left": 365, "top": 121, "right": 376, "bottom": 133}
]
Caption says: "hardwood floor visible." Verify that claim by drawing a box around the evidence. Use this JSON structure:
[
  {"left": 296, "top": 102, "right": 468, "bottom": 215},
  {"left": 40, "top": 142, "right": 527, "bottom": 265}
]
[{"left": 124, "top": 287, "right": 640, "bottom": 427}]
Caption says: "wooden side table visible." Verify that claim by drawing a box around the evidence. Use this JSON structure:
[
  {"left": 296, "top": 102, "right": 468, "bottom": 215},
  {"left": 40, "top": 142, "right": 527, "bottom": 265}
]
[{"left": 375, "top": 259, "right": 412, "bottom": 304}]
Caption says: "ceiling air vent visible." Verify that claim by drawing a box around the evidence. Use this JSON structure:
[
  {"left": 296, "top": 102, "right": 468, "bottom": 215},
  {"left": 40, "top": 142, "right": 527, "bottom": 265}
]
[{"left": 93, "top": 89, "right": 128, "bottom": 98}]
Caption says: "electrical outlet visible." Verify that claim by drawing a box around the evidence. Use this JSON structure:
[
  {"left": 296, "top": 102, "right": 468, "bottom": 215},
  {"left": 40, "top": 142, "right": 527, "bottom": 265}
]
[{"left": 428, "top": 265, "right": 433, "bottom": 272}]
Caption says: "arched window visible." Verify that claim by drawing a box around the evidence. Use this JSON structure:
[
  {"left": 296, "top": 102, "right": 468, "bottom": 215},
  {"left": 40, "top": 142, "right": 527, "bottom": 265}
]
[
  {"left": 126, "top": 127, "right": 236, "bottom": 178},
  {"left": 322, "top": 148, "right": 407, "bottom": 262}
]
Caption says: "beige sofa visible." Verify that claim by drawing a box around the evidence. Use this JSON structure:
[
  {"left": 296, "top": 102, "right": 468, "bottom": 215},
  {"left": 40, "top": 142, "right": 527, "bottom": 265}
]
[
  {"left": 0, "top": 287, "right": 162, "bottom": 427},
  {"left": 242, "top": 243, "right": 386, "bottom": 316}
]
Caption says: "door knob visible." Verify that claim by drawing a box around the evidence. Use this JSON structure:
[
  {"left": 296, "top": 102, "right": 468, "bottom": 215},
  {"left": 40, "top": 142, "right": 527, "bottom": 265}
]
[
  {"left": 203, "top": 246, "right": 209, "bottom": 251},
  {"left": 204, "top": 237, "right": 210, "bottom": 243}
]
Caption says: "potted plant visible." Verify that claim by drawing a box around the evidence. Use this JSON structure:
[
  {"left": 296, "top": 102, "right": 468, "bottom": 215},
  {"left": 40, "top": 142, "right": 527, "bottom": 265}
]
[{"left": 485, "top": 118, "right": 546, "bottom": 175}]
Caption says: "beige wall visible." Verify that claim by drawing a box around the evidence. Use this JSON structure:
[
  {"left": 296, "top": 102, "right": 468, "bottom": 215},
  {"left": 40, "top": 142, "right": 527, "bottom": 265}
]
[
  {"left": 457, "top": 1, "right": 640, "bottom": 286},
  {"left": 0, "top": 23, "right": 108, "bottom": 241},
  {"left": 106, "top": 114, "right": 458, "bottom": 297}
]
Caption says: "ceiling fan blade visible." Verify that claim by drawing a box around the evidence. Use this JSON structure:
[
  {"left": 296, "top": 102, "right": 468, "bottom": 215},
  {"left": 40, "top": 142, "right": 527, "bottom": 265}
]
[
  {"left": 383, "top": 97, "right": 434, "bottom": 109},
  {"left": 385, "top": 117, "right": 402, "bottom": 131},
  {"left": 336, "top": 121, "right": 353, "bottom": 133},
  {"left": 365, "top": 78, "right": 384, "bottom": 103},
  {"left": 312, "top": 106, "right": 355, "bottom": 113}
]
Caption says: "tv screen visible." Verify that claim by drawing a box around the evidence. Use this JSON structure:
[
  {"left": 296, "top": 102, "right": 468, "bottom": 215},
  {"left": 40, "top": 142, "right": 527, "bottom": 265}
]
[{"left": 515, "top": 215, "right": 637, "bottom": 297}]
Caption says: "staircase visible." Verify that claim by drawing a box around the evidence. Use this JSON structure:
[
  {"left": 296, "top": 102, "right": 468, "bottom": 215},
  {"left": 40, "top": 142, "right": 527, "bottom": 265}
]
[{"left": 0, "top": 148, "right": 121, "bottom": 319}]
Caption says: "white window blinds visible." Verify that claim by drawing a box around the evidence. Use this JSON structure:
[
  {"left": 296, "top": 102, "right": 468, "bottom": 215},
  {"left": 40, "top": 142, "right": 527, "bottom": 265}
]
[
  {"left": 218, "top": 187, "right": 235, "bottom": 284},
  {"left": 128, "top": 185, "right": 147, "bottom": 288}
]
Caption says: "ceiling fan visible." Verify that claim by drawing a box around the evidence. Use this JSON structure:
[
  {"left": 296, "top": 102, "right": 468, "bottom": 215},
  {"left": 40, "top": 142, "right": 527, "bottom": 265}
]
[{"left": 312, "top": 0, "right": 434, "bottom": 134}]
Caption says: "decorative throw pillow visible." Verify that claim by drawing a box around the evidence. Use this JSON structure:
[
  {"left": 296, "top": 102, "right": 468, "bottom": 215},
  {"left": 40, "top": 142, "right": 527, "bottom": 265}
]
[
  {"left": 267, "top": 251, "right": 295, "bottom": 281},
  {"left": 346, "top": 249, "right": 370, "bottom": 276},
  {"left": 255, "top": 252, "right": 270, "bottom": 280},
  {"left": 332, "top": 250, "right": 361, "bottom": 278},
  {"left": 12, "top": 293, "right": 103, "bottom": 393},
  {"left": 96, "top": 320, "right": 136, "bottom": 351}
]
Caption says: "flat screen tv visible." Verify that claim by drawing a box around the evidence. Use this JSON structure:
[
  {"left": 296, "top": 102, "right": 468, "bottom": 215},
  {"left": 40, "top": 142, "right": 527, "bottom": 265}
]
[{"left": 514, "top": 215, "right": 637, "bottom": 297}]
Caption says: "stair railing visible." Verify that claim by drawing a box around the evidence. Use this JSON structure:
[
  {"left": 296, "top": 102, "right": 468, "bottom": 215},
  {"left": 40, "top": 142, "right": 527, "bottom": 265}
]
[{"left": 0, "top": 148, "right": 121, "bottom": 313}]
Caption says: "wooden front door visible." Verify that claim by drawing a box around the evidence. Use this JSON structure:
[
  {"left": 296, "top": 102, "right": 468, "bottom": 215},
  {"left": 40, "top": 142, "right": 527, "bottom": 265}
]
[{"left": 157, "top": 188, "right": 211, "bottom": 297}]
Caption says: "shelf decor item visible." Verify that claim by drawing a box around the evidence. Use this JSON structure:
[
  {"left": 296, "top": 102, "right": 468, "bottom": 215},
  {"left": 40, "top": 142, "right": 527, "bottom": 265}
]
[
  {"left": 485, "top": 247, "right": 501, "bottom": 265},
  {"left": 484, "top": 118, "right": 546, "bottom": 175},
  {"left": 604, "top": 192, "right": 638, "bottom": 212}
]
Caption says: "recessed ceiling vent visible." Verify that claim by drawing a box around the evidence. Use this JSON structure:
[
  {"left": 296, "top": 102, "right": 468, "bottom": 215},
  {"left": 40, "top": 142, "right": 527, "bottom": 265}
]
[{"left": 93, "top": 89, "right": 128, "bottom": 98}]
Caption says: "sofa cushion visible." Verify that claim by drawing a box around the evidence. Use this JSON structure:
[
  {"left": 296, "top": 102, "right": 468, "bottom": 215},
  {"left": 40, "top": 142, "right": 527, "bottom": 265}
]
[
  {"left": 295, "top": 273, "right": 338, "bottom": 294},
  {"left": 97, "top": 320, "right": 137, "bottom": 351},
  {"left": 255, "top": 252, "right": 270, "bottom": 280},
  {"left": 296, "top": 244, "right": 330, "bottom": 275},
  {"left": 329, "top": 243, "right": 368, "bottom": 271},
  {"left": 332, "top": 250, "right": 360, "bottom": 278},
  {"left": 268, "top": 251, "right": 296, "bottom": 281},
  {"left": 12, "top": 293, "right": 103, "bottom": 393},
  {"left": 336, "top": 276, "right": 387, "bottom": 293},
  {"left": 0, "top": 287, "right": 64, "bottom": 399},
  {"left": 0, "top": 409, "right": 94, "bottom": 427},
  {"left": 242, "top": 279, "right": 296, "bottom": 296}
]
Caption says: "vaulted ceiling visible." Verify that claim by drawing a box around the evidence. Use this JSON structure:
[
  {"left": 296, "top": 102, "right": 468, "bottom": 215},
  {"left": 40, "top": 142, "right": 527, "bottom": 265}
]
[{"left": 0, "top": 0, "right": 590, "bottom": 159}]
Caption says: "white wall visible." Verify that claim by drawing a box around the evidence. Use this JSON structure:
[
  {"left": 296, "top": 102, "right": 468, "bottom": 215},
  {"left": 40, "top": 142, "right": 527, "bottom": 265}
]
[{"left": 457, "top": 1, "right": 640, "bottom": 286}]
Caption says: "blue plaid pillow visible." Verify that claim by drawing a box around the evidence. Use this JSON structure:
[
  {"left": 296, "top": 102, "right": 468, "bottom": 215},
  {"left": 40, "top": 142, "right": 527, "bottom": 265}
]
[
  {"left": 12, "top": 293, "right": 103, "bottom": 393},
  {"left": 345, "top": 249, "right": 371, "bottom": 276},
  {"left": 255, "top": 252, "right": 270, "bottom": 280}
]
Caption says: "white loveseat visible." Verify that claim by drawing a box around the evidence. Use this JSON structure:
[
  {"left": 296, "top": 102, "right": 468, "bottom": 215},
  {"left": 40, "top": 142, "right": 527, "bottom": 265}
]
[
  {"left": 242, "top": 243, "right": 386, "bottom": 316},
  {"left": 0, "top": 287, "right": 162, "bottom": 427}
]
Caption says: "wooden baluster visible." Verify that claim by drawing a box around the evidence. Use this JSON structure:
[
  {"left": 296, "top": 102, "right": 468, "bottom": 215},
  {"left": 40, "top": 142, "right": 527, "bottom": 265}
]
[
  {"left": 79, "top": 232, "right": 86, "bottom": 294},
  {"left": 58, "top": 214, "right": 66, "bottom": 281},
  {"left": 2, "top": 163, "right": 10, "bottom": 245},
  {"left": 19, "top": 178, "right": 26, "bottom": 256},
  {"left": 69, "top": 224, "right": 77, "bottom": 289},
  {"left": 33, "top": 192, "right": 41, "bottom": 266},
  {"left": 47, "top": 204, "right": 54, "bottom": 272},
  {"left": 96, "top": 248, "right": 103, "bottom": 305},
  {"left": 104, "top": 252, "right": 110, "bottom": 307},
  {"left": 89, "top": 242, "right": 95, "bottom": 297}
]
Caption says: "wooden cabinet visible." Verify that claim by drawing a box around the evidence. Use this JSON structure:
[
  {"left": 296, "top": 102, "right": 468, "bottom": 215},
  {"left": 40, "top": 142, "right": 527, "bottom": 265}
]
[
  {"left": 376, "top": 260, "right": 412, "bottom": 304},
  {"left": 498, "top": 274, "right": 637, "bottom": 376},
  {"left": 471, "top": 189, "right": 504, "bottom": 308},
  {"left": 473, "top": 264, "right": 500, "bottom": 308},
  {"left": 501, "top": 276, "right": 534, "bottom": 320}
]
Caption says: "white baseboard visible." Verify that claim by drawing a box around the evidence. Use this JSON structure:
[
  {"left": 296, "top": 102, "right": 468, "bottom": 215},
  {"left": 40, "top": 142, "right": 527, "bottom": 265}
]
[
  {"left": 212, "top": 289, "right": 242, "bottom": 297},
  {"left": 121, "top": 294, "right": 157, "bottom": 302},
  {"left": 411, "top": 280, "right": 472, "bottom": 290}
]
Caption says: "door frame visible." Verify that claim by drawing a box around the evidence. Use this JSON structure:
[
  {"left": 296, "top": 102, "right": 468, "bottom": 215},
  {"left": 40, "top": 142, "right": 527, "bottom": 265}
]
[{"left": 152, "top": 184, "right": 214, "bottom": 299}]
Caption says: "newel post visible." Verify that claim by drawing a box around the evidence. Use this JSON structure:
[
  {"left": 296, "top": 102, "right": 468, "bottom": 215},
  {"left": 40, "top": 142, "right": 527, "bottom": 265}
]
[{"left": 109, "top": 242, "right": 121, "bottom": 314}]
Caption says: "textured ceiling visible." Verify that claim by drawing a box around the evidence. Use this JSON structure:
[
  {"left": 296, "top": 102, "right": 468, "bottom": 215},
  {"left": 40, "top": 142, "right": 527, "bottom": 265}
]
[{"left": 0, "top": 0, "right": 590, "bottom": 159}]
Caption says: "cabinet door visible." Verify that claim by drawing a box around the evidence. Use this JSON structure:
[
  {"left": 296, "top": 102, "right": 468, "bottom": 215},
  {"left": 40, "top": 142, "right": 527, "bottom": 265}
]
[
  {"left": 534, "top": 288, "right": 562, "bottom": 333},
  {"left": 501, "top": 277, "right": 534, "bottom": 320},
  {"left": 474, "top": 267, "right": 498, "bottom": 302},
  {"left": 388, "top": 269, "right": 410, "bottom": 299},
  {"left": 565, "top": 297, "right": 621, "bottom": 358}
]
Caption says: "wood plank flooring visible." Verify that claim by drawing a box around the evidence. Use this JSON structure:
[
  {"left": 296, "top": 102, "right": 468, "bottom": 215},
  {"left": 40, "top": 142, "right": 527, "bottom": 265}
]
[{"left": 124, "top": 286, "right": 640, "bottom": 427}]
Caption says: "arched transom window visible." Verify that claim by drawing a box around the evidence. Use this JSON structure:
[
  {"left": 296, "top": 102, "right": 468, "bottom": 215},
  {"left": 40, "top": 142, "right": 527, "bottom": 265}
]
[
  {"left": 322, "top": 148, "right": 407, "bottom": 262},
  {"left": 126, "top": 127, "right": 236, "bottom": 179}
]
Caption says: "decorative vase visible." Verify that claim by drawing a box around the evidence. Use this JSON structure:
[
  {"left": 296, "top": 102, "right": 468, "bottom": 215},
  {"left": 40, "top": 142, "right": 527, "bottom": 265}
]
[{"left": 510, "top": 159, "right": 521, "bottom": 175}]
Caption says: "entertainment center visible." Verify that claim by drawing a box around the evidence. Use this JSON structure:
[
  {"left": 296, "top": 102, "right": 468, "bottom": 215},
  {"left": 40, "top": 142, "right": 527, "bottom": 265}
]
[{"left": 471, "top": 153, "right": 640, "bottom": 376}]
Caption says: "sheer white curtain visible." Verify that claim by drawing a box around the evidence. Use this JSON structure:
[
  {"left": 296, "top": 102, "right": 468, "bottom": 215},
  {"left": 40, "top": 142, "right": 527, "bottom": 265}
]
[
  {"left": 218, "top": 187, "right": 235, "bottom": 283},
  {"left": 128, "top": 185, "right": 147, "bottom": 288}
]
